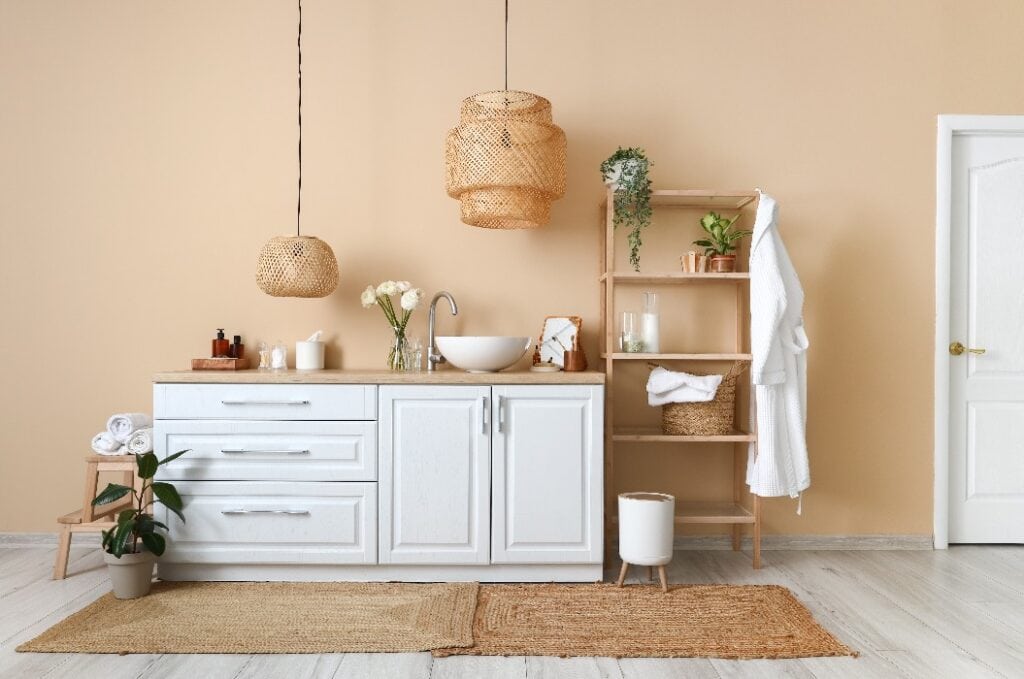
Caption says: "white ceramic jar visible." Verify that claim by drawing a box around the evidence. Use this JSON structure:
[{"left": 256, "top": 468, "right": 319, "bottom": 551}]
[
  {"left": 618, "top": 492, "right": 675, "bottom": 566},
  {"left": 295, "top": 341, "right": 325, "bottom": 370}
]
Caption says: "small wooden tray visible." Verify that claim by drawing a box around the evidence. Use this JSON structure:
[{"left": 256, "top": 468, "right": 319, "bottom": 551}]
[{"left": 191, "top": 358, "right": 250, "bottom": 371}]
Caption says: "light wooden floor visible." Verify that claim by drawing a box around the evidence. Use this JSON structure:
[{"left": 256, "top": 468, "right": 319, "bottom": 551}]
[{"left": 1, "top": 545, "right": 1022, "bottom": 678}]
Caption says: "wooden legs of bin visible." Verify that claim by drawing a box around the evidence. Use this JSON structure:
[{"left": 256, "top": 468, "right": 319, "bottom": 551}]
[{"left": 616, "top": 561, "right": 668, "bottom": 593}]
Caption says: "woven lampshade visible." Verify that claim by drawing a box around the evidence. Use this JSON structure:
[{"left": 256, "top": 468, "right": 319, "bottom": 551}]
[
  {"left": 445, "top": 90, "right": 566, "bottom": 229},
  {"left": 256, "top": 236, "right": 339, "bottom": 298}
]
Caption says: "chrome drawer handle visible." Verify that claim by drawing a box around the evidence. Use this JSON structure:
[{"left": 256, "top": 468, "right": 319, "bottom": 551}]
[
  {"left": 221, "top": 509, "right": 311, "bottom": 516},
  {"left": 220, "top": 400, "right": 311, "bottom": 406},
  {"left": 220, "top": 449, "right": 311, "bottom": 455}
]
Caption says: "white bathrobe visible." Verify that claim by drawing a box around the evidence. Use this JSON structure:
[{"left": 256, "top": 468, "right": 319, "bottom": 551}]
[{"left": 746, "top": 193, "right": 810, "bottom": 503}]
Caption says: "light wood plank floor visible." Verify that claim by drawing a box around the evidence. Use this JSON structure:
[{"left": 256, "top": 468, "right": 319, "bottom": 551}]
[{"left": 1, "top": 545, "right": 1021, "bottom": 678}]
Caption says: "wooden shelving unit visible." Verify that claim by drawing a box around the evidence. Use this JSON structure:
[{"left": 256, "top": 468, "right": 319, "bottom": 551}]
[{"left": 600, "top": 188, "right": 763, "bottom": 568}]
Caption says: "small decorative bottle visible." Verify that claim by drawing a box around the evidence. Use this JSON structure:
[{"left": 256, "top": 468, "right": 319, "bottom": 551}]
[
  {"left": 641, "top": 292, "right": 660, "bottom": 354},
  {"left": 620, "top": 311, "right": 644, "bottom": 353}
]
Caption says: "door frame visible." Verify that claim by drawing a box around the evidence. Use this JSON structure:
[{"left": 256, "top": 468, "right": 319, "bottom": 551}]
[{"left": 934, "top": 114, "right": 1024, "bottom": 549}]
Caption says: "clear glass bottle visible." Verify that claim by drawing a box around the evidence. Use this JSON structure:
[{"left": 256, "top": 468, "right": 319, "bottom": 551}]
[
  {"left": 641, "top": 292, "right": 660, "bottom": 354},
  {"left": 620, "top": 311, "right": 644, "bottom": 353}
]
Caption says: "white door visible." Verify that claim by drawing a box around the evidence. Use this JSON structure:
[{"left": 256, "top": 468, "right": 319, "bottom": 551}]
[
  {"left": 947, "top": 123, "right": 1024, "bottom": 543},
  {"left": 378, "top": 385, "right": 491, "bottom": 564},
  {"left": 491, "top": 385, "right": 603, "bottom": 563}
]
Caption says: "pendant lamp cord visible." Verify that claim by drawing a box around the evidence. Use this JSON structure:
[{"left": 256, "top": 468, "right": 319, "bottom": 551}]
[
  {"left": 504, "top": 0, "right": 508, "bottom": 91},
  {"left": 296, "top": 0, "right": 303, "bottom": 237}
]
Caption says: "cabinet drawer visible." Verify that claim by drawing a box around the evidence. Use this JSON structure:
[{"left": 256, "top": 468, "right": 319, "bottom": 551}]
[
  {"left": 154, "top": 420, "right": 376, "bottom": 482},
  {"left": 153, "top": 384, "right": 377, "bottom": 421},
  {"left": 157, "top": 481, "right": 377, "bottom": 565}
]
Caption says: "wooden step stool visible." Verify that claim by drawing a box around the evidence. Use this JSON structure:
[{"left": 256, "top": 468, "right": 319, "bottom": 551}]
[{"left": 53, "top": 455, "right": 143, "bottom": 580}]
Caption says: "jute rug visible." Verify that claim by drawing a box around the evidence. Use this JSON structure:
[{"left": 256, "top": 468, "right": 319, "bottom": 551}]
[
  {"left": 17, "top": 582, "right": 478, "bottom": 654},
  {"left": 433, "top": 583, "right": 855, "bottom": 659}
]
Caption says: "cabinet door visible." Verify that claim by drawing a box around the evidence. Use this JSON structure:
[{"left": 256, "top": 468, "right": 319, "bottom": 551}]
[
  {"left": 379, "top": 385, "right": 491, "bottom": 564},
  {"left": 491, "top": 385, "right": 603, "bottom": 564}
]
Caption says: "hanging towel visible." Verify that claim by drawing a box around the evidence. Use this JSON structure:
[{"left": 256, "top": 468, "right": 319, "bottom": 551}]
[
  {"left": 125, "top": 427, "right": 154, "bottom": 455},
  {"left": 746, "top": 192, "right": 810, "bottom": 506},
  {"left": 646, "top": 367, "right": 723, "bottom": 406},
  {"left": 106, "top": 413, "right": 153, "bottom": 444},
  {"left": 91, "top": 432, "right": 125, "bottom": 456}
]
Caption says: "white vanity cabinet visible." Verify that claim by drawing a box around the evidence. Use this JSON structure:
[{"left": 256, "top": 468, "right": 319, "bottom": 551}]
[
  {"left": 378, "top": 386, "right": 491, "bottom": 564},
  {"left": 153, "top": 371, "right": 603, "bottom": 582},
  {"left": 491, "top": 385, "right": 603, "bottom": 564}
]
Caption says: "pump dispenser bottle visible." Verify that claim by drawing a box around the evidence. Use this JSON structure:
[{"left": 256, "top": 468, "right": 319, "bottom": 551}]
[{"left": 212, "top": 329, "right": 229, "bottom": 357}]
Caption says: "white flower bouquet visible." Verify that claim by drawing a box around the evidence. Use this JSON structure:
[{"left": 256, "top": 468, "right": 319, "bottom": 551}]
[{"left": 361, "top": 281, "right": 424, "bottom": 370}]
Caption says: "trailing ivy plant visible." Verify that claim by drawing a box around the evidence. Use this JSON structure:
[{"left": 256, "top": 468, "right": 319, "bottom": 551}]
[
  {"left": 693, "top": 211, "right": 752, "bottom": 257},
  {"left": 600, "top": 147, "right": 652, "bottom": 272},
  {"left": 91, "top": 450, "right": 189, "bottom": 558}
]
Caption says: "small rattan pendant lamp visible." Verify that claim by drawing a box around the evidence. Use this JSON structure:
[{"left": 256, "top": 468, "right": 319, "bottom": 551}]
[
  {"left": 256, "top": 0, "right": 339, "bottom": 298},
  {"left": 444, "top": 0, "right": 567, "bottom": 229}
]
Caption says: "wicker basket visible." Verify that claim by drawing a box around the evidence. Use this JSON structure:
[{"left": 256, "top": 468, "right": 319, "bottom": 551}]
[{"left": 661, "top": 363, "right": 747, "bottom": 436}]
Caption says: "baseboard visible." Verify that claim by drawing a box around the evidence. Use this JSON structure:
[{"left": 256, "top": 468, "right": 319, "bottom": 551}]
[
  {"left": 1, "top": 532, "right": 934, "bottom": 551},
  {"left": 0, "top": 532, "right": 101, "bottom": 547},
  {"left": 670, "top": 534, "right": 934, "bottom": 550}
]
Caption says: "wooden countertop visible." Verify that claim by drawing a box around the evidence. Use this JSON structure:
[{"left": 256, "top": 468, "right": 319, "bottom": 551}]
[{"left": 153, "top": 368, "right": 605, "bottom": 385}]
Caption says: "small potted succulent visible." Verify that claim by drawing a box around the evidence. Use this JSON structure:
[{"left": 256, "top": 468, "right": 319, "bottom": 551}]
[
  {"left": 91, "top": 449, "right": 188, "bottom": 599},
  {"left": 600, "top": 147, "right": 652, "bottom": 272},
  {"left": 693, "top": 211, "right": 752, "bottom": 273}
]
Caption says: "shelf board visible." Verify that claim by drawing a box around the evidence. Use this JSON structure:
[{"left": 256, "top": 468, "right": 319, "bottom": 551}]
[
  {"left": 613, "top": 427, "right": 756, "bottom": 443},
  {"left": 600, "top": 272, "right": 750, "bottom": 284},
  {"left": 602, "top": 352, "right": 752, "bottom": 361},
  {"left": 605, "top": 190, "right": 758, "bottom": 211},
  {"left": 610, "top": 502, "right": 755, "bottom": 526},
  {"left": 675, "top": 502, "right": 755, "bottom": 524}
]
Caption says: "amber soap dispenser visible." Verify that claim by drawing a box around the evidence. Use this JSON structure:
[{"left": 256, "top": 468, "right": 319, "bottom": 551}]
[{"left": 212, "top": 329, "right": 229, "bottom": 357}]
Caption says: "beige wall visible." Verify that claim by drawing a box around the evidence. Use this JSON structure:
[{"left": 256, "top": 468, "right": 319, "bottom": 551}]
[{"left": 3, "top": 0, "right": 1024, "bottom": 534}]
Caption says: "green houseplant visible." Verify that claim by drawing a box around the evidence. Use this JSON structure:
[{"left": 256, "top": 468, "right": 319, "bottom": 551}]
[
  {"left": 693, "top": 211, "right": 752, "bottom": 273},
  {"left": 600, "top": 147, "right": 652, "bottom": 272},
  {"left": 91, "top": 449, "right": 188, "bottom": 599}
]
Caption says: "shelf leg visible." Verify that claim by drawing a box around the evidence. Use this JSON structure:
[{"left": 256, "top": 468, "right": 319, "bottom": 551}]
[
  {"left": 753, "top": 494, "right": 762, "bottom": 569},
  {"left": 616, "top": 561, "right": 629, "bottom": 587}
]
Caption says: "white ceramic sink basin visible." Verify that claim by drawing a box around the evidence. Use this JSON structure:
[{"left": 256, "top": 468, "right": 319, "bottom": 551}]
[{"left": 436, "top": 336, "right": 531, "bottom": 373}]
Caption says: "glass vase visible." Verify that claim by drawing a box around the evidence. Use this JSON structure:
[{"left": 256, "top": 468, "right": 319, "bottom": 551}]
[{"left": 387, "top": 328, "right": 407, "bottom": 371}]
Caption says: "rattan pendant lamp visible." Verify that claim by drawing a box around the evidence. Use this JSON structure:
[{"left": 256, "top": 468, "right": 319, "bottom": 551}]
[
  {"left": 445, "top": 0, "right": 567, "bottom": 229},
  {"left": 256, "top": 0, "right": 339, "bottom": 298}
]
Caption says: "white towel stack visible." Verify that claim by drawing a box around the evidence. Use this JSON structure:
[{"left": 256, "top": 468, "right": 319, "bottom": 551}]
[
  {"left": 645, "top": 367, "right": 723, "bottom": 406},
  {"left": 91, "top": 413, "right": 153, "bottom": 456}
]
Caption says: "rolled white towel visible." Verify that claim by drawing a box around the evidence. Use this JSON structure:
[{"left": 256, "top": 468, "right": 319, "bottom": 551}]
[
  {"left": 106, "top": 412, "right": 153, "bottom": 444},
  {"left": 646, "top": 367, "right": 723, "bottom": 406},
  {"left": 125, "top": 427, "right": 154, "bottom": 455},
  {"left": 91, "top": 432, "right": 126, "bottom": 456}
]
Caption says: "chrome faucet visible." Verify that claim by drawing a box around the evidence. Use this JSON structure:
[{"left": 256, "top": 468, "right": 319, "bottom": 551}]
[{"left": 427, "top": 291, "right": 458, "bottom": 371}]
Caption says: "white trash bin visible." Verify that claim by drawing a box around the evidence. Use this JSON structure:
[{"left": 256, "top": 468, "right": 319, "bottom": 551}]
[{"left": 617, "top": 492, "right": 675, "bottom": 592}]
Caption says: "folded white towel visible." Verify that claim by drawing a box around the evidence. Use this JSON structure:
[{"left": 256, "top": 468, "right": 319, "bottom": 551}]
[
  {"left": 125, "top": 427, "right": 154, "bottom": 455},
  {"left": 91, "top": 432, "right": 126, "bottom": 456},
  {"left": 106, "top": 413, "right": 153, "bottom": 444},
  {"left": 646, "top": 367, "right": 723, "bottom": 406}
]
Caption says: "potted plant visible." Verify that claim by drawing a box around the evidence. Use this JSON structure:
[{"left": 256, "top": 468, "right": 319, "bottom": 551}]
[
  {"left": 693, "top": 211, "right": 752, "bottom": 273},
  {"left": 600, "top": 147, "right": 652, "bottom": 272},
  {"left": 91, "top": 449, "right": 188, "bottom": 599}
]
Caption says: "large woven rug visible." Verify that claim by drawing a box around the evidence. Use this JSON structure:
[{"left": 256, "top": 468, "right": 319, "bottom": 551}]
[
  {"left": 434, "top": 583, "right": 855, "bottom": 659},
  {"left": 17, "top": 582, "right": 478, "bottom": 654}
]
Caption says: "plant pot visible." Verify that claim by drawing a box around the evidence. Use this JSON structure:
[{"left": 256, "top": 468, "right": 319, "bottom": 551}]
[
  {"left": 104, "top": 550, "right": 155, "bottom": 599},
  {"left": 602, "top": 158, "right": 646, "bottom": 191},
  {"left": 709, "top": 255, "right": 736, "bottom": 273}
]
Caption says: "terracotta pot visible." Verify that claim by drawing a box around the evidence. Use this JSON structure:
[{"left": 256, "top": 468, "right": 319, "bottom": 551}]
[
  {"left": 104, "top": 550, "right": 155, "bottom": 599},
  {"left": 709, "top": 255, "right": 736, "bottom": 273}
]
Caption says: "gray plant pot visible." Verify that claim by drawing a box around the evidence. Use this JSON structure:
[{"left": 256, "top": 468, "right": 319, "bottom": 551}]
[{"left": 104, "top": 550, "right": 155, "bottom": 599}]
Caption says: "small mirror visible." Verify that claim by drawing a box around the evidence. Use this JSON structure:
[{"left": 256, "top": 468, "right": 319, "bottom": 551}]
[{"left": 533, "top": 316, "right": 583, "bottom": 367}]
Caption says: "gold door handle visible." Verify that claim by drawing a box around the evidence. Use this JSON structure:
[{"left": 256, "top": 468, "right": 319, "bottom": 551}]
[{"left": 949, "top": 341, "right": 986, "bottom": 356}]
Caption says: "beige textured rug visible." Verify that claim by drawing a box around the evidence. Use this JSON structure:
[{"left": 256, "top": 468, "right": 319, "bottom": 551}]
[
  {"left": 434, "top": 583, "right": 855, "bottom": 659},
  {"left": 18, "top": 582, "right": 478, "bottom": 654}
]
